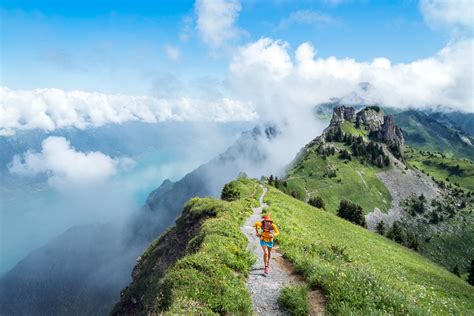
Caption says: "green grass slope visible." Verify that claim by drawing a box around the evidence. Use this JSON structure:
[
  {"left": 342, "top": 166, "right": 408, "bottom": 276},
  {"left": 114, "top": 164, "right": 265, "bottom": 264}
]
[
  {"left": 280, "top": 121, "right": 392, "bottom": 214},
  {"left": 394, "top": 110, "right": 474, "bottom": 160},
  {"left": 264, "top": 185, "right": 474, "bottom": 315},
  {"left": 112, "top": 178, "right": 260, "bottom": 315},
  {"left": 284, "top": 151, "right": 392, "bottom": 214},
  {"left": 406, "top": 146, "right": 474, "bottom": 191}
]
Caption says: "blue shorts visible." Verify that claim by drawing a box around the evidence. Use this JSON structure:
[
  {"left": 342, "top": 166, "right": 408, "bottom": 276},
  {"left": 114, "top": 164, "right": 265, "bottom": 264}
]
[{"left": 260, "top": 239, "right": 274, "bottom": 248}]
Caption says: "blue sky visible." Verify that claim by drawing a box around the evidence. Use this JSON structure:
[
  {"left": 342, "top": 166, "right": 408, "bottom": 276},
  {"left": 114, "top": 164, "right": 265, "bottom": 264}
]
[
  {"left": 1, "top": 0, "right": 453, "bottom": 94},
  {"left": 0, "top": 0, "right": 472, "bottom": 135}
]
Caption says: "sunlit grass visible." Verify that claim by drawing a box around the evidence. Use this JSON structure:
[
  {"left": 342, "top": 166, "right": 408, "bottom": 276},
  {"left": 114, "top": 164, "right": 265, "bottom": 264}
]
[{"left": 265, "top": 186, "right": 474, "bottom": 315}]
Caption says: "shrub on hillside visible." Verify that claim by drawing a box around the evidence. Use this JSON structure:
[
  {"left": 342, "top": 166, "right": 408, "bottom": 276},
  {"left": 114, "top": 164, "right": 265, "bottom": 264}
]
[
  {"left": 308, "top": 196, "right": 325, "bottom": 209},
  {"left": 221, "top": 183, "right": 241, "bottom": 201},
  {"left": 337, "top": 199, "right": 366, "bottom": 228}
]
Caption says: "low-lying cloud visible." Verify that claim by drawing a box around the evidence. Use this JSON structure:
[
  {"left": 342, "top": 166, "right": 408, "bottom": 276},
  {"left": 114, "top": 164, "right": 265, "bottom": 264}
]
[
  {"left": 9, "top": 136, "right": 134, "bottom": 186},
  {"left": 229, "top": 37, "right": 473, "bottom": 116},
  {"left": 0, "top": 87, "right": 257, "bottom": 135}
]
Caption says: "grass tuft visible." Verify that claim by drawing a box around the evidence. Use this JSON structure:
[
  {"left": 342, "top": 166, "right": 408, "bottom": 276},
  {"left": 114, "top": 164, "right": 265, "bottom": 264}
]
[{"left": 279, "top": 285, "right": 310, "bottom": 316}]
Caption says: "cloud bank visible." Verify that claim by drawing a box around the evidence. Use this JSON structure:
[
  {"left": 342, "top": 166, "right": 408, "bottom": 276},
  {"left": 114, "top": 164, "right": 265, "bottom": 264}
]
[
  {"left": 229, "top": 37, "right": 474, "bottom": 117},
  {"left": 0, "top": 87, "right": 257, "bottom": 135},
  {"left": 8, "top": 136, "right": 134, "bottom": 186},
  {"left": 195, "top": 0, "right": 242, "bottom": 48}
]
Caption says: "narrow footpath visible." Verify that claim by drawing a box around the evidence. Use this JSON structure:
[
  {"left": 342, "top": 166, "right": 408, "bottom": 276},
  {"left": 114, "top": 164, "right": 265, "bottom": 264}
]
[{"left": 241, "top": 186, "right": 326, "bottom": 315}]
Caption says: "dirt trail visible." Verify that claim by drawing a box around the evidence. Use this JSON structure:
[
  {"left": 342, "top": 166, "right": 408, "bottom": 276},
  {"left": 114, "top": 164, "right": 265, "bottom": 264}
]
[{"left": 241, "top": 186, "right": 326, "bottom": 315}]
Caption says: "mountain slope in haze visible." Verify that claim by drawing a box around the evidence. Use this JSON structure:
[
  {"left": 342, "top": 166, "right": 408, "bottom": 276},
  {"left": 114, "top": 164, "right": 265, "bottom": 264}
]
[
  {"left": 279, "top": 105, "right": 473, "bottom": 273},
  {"left": 113, "top": 178, "right": 474, "bottom": 315},
  {"left": 0, "top": 224, "right": 140, "bottom": 316},
  {"left": 130, "top": 124, "right": 280, "bottom": 242},
  {"left": 430, "top": 110, "right": 474, "bottom": 137},
  {"left": 393, "top": 110, "right": 474, "bottom": 160},
  {"left": 0, "top": 125, "right": 279, "bottom": 316}
]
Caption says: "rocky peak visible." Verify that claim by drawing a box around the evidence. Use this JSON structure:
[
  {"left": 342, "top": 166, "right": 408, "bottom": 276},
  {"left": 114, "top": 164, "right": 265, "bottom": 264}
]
[
  {"left": 356, "top": 106, "right": 384, "bottom": 132},
  {"left": 377, "top": 115, "right": 405, "bottom": 159},
  {"left": 330, "top": 105, "right": 355, "bottom": 125}
]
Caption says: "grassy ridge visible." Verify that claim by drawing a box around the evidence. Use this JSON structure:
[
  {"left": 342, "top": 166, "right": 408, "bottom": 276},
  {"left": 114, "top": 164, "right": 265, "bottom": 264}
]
[
  {"left": 112, "top": 178, "right": 259, "bottom": 315},
  {"left": 264, "top": 186, "right": 474, "bottom": 315},
  {"left": 159, "top": 178, "right": 259, "bottom": 314},
  {"left": 285, "top": 147, "right": 392, "bottom": 214}
]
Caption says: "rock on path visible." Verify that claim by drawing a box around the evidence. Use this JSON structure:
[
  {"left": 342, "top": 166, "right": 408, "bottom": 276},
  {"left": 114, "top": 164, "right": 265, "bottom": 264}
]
[{"left": 241, "top": 186, "right": 326, "bottom": 315}]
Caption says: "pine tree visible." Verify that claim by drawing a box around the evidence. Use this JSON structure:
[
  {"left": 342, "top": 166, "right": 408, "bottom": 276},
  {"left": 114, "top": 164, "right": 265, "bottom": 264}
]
[
  {"left": 468, "top": 260, "right": 474, "bottom": 285},
  {"left": 452, "top": 265, "right": 461, "bottom": 277},
  {"left": 376, "top": 220, "right": 385, "bottom": 235},
  {"left": 308, "top": 196, "right": 325, "bottom": 209},
  {"left": 337, "top": 199, "right": 366, "bottom": 228}
]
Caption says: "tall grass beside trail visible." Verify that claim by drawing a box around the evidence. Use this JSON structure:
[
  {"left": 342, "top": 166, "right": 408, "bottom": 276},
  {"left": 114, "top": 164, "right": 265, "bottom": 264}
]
[
  {"left": 158, "top": 178, "right": 260, "bottom": 314},
  {"left": 264, "top": 186, "right": 474, "bottom": 315},
  {"left": 125, "top": 178, "right": 261, "bottom": 315},
  {"left": 279, "top": 285, "right": 310, "bottom": 316}
]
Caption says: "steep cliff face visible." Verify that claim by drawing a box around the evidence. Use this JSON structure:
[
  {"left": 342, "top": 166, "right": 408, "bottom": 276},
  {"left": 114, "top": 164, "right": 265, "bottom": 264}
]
[{"left": 377, "top": 115, "right": 405, "bottom": 159}]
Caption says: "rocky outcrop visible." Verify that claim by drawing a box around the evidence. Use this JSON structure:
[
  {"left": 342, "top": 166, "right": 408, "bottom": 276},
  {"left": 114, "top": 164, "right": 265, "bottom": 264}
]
[
  {"left": 330, "top": 105, "right": 355, "bottom": 125},
  {"left": 329, "top": 106, "right": 405, "bottom": 160},
  {"left": 377, "top": 115, "right": 404, "bottom": 159},
  {"left": 356, "top": 107, "right": 384, "bottom": 132}
]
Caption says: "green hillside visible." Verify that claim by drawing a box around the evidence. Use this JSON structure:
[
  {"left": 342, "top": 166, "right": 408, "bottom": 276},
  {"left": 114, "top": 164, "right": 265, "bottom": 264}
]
[
  {"left": 406, "top": 146, "right": 474, "bottom": 191},
  {"left": 283, "top": 149, "right": 392, "bottom": 214},
  {"left": 393, "top": 110, "right": 474, "bottom": 160},
  {"left": 264, "top": 184, "right": 474, "bottom": 315},
  {"left": 112, "top": 178, "right": 260, "bottom": 315},
  {"left": 114, "top": 178, "right": 473, "bottom": 315},
  {"left": 278, "top": 119, "right": 392, "bottom": 214}
]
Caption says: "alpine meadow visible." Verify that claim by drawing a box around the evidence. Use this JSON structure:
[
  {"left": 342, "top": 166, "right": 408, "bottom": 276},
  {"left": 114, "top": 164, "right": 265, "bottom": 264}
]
[{"left": 1, "top": 1, "right": 473, "bottom": 315}]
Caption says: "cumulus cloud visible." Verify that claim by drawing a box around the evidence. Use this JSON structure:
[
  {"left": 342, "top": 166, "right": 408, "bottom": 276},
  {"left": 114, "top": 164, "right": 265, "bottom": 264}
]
[
  {"left": 0, "top": 87, "right": 257, "bottom": 135},
  {"left": 9, "top": 136, "right": 134, "bottom": 186},
  {"left": 420, "top": 0, "right": 474, "bottom": 30},
  {"left": 228, "top": 37, "right": 474, "bottom": 118},
  {"left": 195, "top": 0, "right": 242, "bottom": 48},
  {"left": 276, "top": 10, "right": 338, "bottom": 30}
]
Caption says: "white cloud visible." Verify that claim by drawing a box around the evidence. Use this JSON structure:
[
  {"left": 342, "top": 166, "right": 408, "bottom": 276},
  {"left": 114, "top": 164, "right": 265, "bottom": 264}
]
[
  {"left": 420, "top": 0, "right": 474, "bottom": 30},
  {"left": 195, "top": 0, "right": 242, "bottom": 48},
  {"left": 229, "top": 37, "right": 474, "bottom": 118},
  {"left": 164, "top": 44, "right": 181, "bottom": 62},
  {"left": 0, "top": 87, "right": 257, "bottom": 135},
  {"left": 8, "top": 136, "right": 134, "bottom": 186},
  {"left": 276, "top": 10, "right": 337, "bottom": 30}
]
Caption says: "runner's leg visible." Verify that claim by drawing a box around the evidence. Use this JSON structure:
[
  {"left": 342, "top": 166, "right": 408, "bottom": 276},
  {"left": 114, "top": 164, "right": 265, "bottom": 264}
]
[
  {"left": 261, "top": 245, "right": 268, "bottom": 267},
  {"left": 267, "top": 246, "right": 272, "bottom": 267}
]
